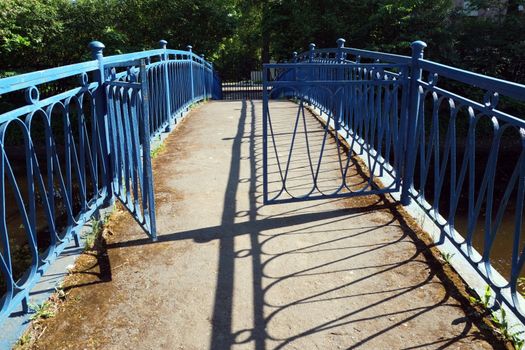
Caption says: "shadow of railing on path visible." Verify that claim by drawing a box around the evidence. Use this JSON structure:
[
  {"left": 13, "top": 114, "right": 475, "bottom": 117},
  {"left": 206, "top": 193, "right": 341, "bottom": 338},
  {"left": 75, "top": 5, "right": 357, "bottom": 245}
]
[{"left": 99, "top": 100, "right": 502, "bottom": 349}]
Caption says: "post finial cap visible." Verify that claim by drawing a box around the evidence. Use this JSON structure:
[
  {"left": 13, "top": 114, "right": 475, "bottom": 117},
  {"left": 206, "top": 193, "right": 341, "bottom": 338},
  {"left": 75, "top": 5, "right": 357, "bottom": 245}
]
[
  {"left": 187, "top": 45, "right": 193, "bottom": 51},
  {"left": 292, "top": 51, "right": 298, "bottom": 57},
  {"left": 309, "top": 43, "right": 316, "bottom": 50},
  {"left": 89, "top": 41, "right": 105, "bottom": 50},
  {"left": 88, "top": 41, "right": 105, "bottom": 59},
  {"left": 411, "top": 40, "right": 427, "bottom": 58},
  {"left": 159, "top": 39, "right": 168, "bottom": 49},
  {"left": 336, "top": 38, "right": 346, "bottom": 48}
]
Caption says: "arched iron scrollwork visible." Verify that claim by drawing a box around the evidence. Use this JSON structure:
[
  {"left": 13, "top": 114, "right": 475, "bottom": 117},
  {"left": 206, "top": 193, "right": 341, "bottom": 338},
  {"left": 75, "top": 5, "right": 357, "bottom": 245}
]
[
  {"left": 264, "top": 61, "right": 409, "bottom": 204},
  {"left": 263, "top": 38, "right": 525, "bottom": 325},
  {"left": 0, "top": 39, "right": 219, "bottom": 326},
  {"left": 0, "top": 73, "right": 107, "bottom": 324}
]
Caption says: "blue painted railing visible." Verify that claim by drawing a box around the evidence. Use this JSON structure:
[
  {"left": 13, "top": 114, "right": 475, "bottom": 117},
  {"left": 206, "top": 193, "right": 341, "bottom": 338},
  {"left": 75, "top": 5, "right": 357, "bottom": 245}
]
[
  {"left": 0, "top": 40, "right": 219, "bottom": 325},
  {"left": 265, "top": 38, "right": 525, "bottom": 322}
]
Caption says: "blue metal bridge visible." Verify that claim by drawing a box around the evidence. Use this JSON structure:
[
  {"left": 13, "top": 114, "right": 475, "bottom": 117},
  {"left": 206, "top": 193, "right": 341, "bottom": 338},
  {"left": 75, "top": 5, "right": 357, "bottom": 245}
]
[{"left": 1, "top": 38, "right": 525, "bottom": 347}]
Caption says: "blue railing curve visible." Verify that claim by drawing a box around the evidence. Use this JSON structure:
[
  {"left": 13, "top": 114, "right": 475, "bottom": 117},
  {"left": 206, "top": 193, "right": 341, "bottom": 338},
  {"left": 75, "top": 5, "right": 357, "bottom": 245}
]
[
  {"left": 265, "top": 38, "right": 525, "bottom": 324},
  {"left": 0, "top": 39, "right": 220, "bottom": 325}
]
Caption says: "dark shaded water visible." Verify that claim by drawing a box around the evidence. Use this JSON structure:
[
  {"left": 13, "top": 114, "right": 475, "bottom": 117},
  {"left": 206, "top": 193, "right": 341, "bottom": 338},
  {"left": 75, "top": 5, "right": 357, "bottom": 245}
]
[{"left": 455, "top": 212, "right": 520, "bottom": 280}]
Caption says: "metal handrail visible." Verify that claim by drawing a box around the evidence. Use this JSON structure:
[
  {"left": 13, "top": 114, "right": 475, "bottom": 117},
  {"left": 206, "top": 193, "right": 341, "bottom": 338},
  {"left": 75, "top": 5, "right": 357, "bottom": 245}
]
[
  {"left": 269, "top": 38, "right": 525, "bottom": 325},
  {"left": 0, "top": 39, "right": 220, "bottom": 325}
]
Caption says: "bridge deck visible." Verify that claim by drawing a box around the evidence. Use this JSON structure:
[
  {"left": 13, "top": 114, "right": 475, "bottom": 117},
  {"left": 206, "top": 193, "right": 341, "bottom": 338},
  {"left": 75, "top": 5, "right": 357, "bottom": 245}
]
[{"left": 29, "top": 101, "right": 502, "bottom": 349}]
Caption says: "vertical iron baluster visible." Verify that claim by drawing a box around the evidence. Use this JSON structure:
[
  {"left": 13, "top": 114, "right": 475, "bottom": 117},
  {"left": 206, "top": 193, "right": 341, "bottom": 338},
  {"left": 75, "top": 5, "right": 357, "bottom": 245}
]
[{"left": 401, "top": 40, "right": 426, "bottom": 205}]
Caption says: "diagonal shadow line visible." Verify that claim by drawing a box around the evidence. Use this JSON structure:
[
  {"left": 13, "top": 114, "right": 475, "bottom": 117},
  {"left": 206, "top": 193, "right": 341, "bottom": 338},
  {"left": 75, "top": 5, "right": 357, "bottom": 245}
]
[
  {"left": 250, "top": 100, "right": 502, "bottom": 349},
  {"left": 261, "top": 229, "right": 411, "bottom": 283},
  {"left": 263, "top": 260, "right": 428, "bottom": 282},
  {"left": 263, "top": 246, "right": 423, "bottom": 318},
  {"left": 258, "top": 223, "right": 389, "bottom": 238},
  {"left": 269, "top": 275, "right": 454, "bottom": 349},
  {"left": 258, "top": 216, "right": 402, "bottom": 257},
  {"left": 269, "top": 241, "right": 404, "bottom": 256},
  {"left": 105, "top": 206, "right": 382, "bottom": 250},
  {"left": 256, "top": 196, "right": 366, "bottom": 220},
  {"left": 285, "top": 282, "right": 430, "bottom": 307},
  {"left": 257, "top": 211, "right": 385, "bottom": 242},
  {"left": 257, "top": 224, "right": 393, "bottom": 240},
  {"left": 265, "top": 268, "right": 441, "bottom": 343}
]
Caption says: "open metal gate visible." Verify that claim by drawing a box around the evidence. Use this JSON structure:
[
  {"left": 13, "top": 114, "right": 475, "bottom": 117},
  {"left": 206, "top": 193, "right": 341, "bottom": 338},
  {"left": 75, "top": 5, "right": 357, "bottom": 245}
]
[
  {"left": 222, "top": 80, "right": 264, "bottom": 100},
  {"left": 106, "top": 60, "right": 157, "bottom": 239},
  {"left": 262, "top": 63, "right": 410, "bottom": 204}
]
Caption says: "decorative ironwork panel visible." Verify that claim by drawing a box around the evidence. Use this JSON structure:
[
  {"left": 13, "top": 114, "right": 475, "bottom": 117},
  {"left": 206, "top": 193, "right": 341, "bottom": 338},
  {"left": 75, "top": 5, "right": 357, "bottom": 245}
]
[
  {"left": 263, "top": 63, "right": 409, "bottom": 204},
  {"left": 282, "top": 38, "right": 525, "bottom": 324},
  {"left": 106, "top": 61, "right": 156, "bottom": 239},
  {"left": 0, "top": 40, "right": 219, "bottom": 325}
]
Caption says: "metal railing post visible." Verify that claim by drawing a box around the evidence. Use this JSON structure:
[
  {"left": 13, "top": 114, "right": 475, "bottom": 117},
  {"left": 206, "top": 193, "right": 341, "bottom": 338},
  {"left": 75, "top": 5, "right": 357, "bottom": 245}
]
[
  {"left": 88, "top": 41, "right": 112, "bottom": 208},
  {"left": 337, "top": 38, "right": 346, "bottom": 63},
  {"left": 401, "top": 40, "right": 427, "bottom": 205},
  {"left": 139, "top": 59, "right": 157, "bottom": 240},
  {"left": 335, "top": 38, "right": 346, "bottom": 131},
  {"left": 308, "top": 43, "right": 316, "bottom": 63},
  {"left": 307, "top": 43, "right": 316, "bottom": 105},
  {"left": 187, "top": 45, "right": 195, "bottom": 103},
  {"left": 159, "top": 39, "right": 172, "bottom": 131},
  {"left": 292, "top": 51, "right": 298, "bottom": 99},
  {"left": 201, "top": 54, "right": 207, "bottom": 100},
  {"left": 209, "top": 62, "right": 214, "bottom": 99}
]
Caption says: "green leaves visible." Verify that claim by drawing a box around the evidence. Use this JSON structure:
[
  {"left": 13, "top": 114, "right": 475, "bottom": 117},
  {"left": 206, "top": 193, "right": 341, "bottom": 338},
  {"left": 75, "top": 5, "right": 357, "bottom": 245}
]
[
  {"left": 0, "top": 0, "right": 523, "bottom": 85},
  {"left": 491, "top": 307, "right": 525, "bottom": 349},
  {"left": 0, "top": 0, "right": 238, "bottom": 72},
  {"left": 469, "top": 285, "right": 492, "bottom": 308},
  {"left": 5, "top": 34, "right": 31, "bottom": 50},
  {"left": 28, "top": 301, "right": 56, "bottom": 321}
]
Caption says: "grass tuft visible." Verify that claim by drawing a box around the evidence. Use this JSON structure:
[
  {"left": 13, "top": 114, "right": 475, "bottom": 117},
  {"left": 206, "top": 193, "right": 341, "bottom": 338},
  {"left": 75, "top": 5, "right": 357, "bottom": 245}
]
[
  {"left": 150, "top": 142, "right": 166, "bottom": 158},
  {"left": 83, "top": 218, "right": 103, "bottom": 250},
  {"left": 28, "top": 301, "right": 55, "bottom": 321},
  {"left": 491, "top": 307, "right": 524, "bottom": 350}
]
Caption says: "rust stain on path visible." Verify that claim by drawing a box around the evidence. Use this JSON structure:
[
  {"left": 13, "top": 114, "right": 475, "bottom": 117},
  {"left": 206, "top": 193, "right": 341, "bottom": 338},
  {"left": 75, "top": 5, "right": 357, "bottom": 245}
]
[{"left": 24, "top": 101, "right": 507, "bottom": 349}]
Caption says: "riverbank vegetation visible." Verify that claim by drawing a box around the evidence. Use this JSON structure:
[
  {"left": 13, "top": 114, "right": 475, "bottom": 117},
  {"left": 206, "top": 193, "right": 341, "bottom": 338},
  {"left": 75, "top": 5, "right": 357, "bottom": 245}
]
[{"left": 0, "top": 0, "right": 523, "bottom": 82}]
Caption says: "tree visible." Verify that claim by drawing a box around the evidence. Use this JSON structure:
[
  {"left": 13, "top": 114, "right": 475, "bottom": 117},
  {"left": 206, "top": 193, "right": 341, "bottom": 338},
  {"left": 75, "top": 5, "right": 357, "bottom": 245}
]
[
  {"left": 0, "top": 0, "right": 523, "bottom": 84},
  {"left": 0, "top": 0, "right": 66, "bottom": 71}
]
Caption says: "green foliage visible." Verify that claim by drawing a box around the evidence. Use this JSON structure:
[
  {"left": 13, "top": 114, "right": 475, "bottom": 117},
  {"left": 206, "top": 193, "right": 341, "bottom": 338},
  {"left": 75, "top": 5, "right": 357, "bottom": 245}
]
[
  {"left": 84, "top": 218, "right": 103, "bottom": 250},
  {"left": 491, "top": 307, "right": 525, "bottom": 349},
  {"left": 255, "top": 0, "right": 524, "bottom": 85},
  {"left": 263, "top": 0, "right": 455, "bottom": 61},
  {"left": 468, "top": 287, "right": 525, "bottom": 348},
  {"left": 0, "top": 0, "right": 66, "bottom": 68},
  {"left": 469, "top": 285, "right": 492, "bottom": 308},
  {"left": 15, "top": 333, "right": 32, "bottom": 348},
  {"left": 28, "top": 301, "right": 55, "bottom": 320},
  {"left": 150, "top": 142, "right": 166, "bottom": 158},
  {"left": 0, "top": 0, "right": 237, "bottom": 73},
  {"left": 0, "top": 0, "right": 523, "bottom": 84},
  {"left": 440, "top": 251, "right": 455, "bottom": 265}
]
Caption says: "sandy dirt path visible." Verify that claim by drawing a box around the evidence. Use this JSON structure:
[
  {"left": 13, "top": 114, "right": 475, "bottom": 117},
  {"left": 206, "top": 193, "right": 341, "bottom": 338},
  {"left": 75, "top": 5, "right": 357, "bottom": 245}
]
[{"left": 27, "top": 100, "right": 505, "bottom": 349}]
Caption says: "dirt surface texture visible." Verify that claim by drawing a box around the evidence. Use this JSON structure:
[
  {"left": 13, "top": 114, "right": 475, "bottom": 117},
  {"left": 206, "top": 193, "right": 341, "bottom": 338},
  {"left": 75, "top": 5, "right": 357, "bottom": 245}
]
[{"left": 25, "top": 101, "right": 507, "bottom": 349}]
